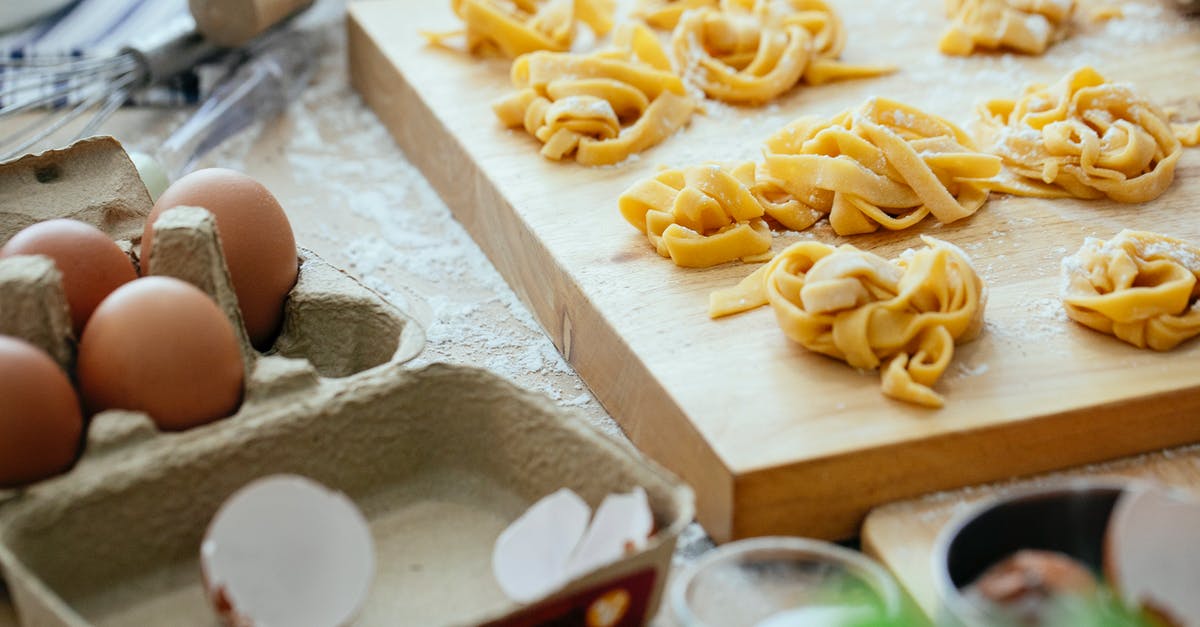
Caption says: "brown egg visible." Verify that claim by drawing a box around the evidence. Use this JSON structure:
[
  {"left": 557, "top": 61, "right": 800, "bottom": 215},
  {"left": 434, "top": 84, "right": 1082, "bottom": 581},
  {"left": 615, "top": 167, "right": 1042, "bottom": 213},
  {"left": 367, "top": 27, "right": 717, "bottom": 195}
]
[
  {"left": 0, "top": 335, "right": 83, "bottom": 487},
  {"left": 0, "top": 219, "right": 137, "bottom": 336},
  {"left": 77, "top": 276, "right": 245, "bottom": 431},
  {"left": 142, "top": 168, "right": 298, "bottom": 350}
]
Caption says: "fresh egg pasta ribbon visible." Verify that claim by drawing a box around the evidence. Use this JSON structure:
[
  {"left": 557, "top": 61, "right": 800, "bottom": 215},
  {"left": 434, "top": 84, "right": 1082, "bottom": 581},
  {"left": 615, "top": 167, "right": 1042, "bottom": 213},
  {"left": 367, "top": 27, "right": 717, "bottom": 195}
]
[
  {"left": 977, "top": 67, "right": 1199, "bottom": 203},
  {"left": 940, "top": 0, "right": 1075, "bottom": 56},
  {"left": 633, "top": 0, "right": 718, "bottom": 29},
  {"left": 619, "top": 162, "right": 774, "bottom": 267},
  {"left": 425, "top": 0, "right": 616, "bottom": 58},
  {"left": 1062, "top": 230, "right": 1200, "bottom": 351},
  {"left": 759, "top": 98, "right": 1002, "bottom": 235},
  {"left": 617, "top": 98, "right": 1002, "bottom": 266},
  {"left": 493, "top": 23, "right": 697, "bottom": 165},
  {"left": 710, "top": 236, "right": 987, "bottom": 407},
  {"left": 671, "top": 0, "right": 894, "bottom": 104}
]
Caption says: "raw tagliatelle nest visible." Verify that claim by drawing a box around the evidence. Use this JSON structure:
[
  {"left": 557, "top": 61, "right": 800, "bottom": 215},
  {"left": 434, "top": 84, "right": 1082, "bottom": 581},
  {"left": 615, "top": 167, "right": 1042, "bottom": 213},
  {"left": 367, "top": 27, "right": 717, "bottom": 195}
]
[
  {"left": 940, "top": 0, "right": 1075, "bottom": 56},
  {"left": 977, "top": 67, "right": 1200, "bottom": 203},
  {"left": 668, "top": 0, "right": 894, "bottom": 104},
  {"left": 710, "top": 236, "right": 987, "bottom": 408},
  {"left": 617, "top": 98, "right": 1002, "bottom": 268},
  {"left": 492, "top": 23, "right": 696, "bottom": 165},
  {"left": 1062, "top": 230, "right": 1200, "bottom": 351},
  {"left": 425, "top": 0, "right": 617, "bottom": 58}
]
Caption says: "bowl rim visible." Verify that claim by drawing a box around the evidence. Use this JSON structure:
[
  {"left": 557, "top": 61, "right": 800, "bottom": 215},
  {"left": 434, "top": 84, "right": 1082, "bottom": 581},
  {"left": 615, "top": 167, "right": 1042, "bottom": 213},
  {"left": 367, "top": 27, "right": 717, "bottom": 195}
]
[
  {"left": 670, "top": 535, "right": 904, "bottom": 627},
  {"left": 929, "top": 477, "right": 1144, "bottom": 626}
]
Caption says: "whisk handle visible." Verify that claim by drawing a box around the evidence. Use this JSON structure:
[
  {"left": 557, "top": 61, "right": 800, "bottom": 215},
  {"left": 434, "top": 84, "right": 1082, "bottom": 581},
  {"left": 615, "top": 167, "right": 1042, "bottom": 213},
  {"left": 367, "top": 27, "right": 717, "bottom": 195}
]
[
  {"left": 123, "top": 16, "right": 225, "bottom": 87},
  {"left": 188, "top": 0, "right": 316, "bottom": 47}
]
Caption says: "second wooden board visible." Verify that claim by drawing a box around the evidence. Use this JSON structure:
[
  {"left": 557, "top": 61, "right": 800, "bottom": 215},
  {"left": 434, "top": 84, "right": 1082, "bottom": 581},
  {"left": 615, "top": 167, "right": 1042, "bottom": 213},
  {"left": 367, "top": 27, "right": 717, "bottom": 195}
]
[{"left": 348, "top": 0, "right": 1200, "bottom": 542}]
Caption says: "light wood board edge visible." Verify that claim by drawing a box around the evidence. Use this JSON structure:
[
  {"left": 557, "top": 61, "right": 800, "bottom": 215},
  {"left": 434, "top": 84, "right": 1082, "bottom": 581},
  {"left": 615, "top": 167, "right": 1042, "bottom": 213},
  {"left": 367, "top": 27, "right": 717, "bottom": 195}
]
[
  {"left": 346, "top": 9, "right": 736, "bottom": 541},
  {"left": 738, "top": 384, "right": 1200, "bottom": 539}
]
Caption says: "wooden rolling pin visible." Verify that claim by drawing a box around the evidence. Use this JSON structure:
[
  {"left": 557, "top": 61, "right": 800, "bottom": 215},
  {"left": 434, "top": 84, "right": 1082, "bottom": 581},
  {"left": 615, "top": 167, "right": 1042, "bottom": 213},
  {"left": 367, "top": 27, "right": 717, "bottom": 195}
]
[{"left": 189, "top": 0, "right": 316, "bottom": 48}]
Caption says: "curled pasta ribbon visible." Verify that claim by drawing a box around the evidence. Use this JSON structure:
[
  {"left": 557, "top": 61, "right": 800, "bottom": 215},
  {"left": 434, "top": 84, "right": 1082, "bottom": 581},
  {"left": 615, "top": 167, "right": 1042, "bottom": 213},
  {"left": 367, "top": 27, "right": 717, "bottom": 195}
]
[
  {"left": 940, "top": 0, "right": 1074, "bottom": 56},
  {"left": 759, "top": 98, "right": 1002, "bottom": 235},
  {"left": 711, "top": 236, "right": 987, "bottom": 408},
  {"left": 619, "top": 162, "right": 774, "bottom": 267},
  {"left": 670, "top": 0, "right": 894, "bottom": 104},
  {"left": 1062, "top": 230, "right": 1200, "bottom": 351},
  {"left": 426, "top": 0, "right": 616, "bottom": 58},
  {"left": 493, "top": 23, "right": 696, "bottom": 165},
  {"left": 977, "top": 67, "right": 1197, "bottom": 203},
  {"left": 633, "top": 0, "right": 718, "bottom": 29}
]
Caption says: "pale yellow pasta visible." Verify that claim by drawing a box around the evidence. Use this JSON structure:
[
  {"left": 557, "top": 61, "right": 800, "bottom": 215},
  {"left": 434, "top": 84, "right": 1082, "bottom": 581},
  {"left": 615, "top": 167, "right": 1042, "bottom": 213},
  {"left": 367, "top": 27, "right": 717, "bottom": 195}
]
[
  {"left": 977, "top": 67, "right": 1198, "bottom": 203},
  {"left": 759, "top": 98, "right": 1002, "bottom": 235},
  {"left": 710, "top": 236, "right": 987, "bottom": 408},
  {"left": 619, "top": 162, "right": 773, "bottom": 268},
  {"left": 940, "top": 0, "right": 1074, "bottom": 56},
  {"left": 633, "top": 0, "right": 718, "bottom": 29},
  {"left": 1062, "top": 230, "right": 1200, "bottom": 351},
  {"left": 425, "top": 0, "right": 616, "bottom": 58},
  {"left": 617, "top": 98, "right": 1002, "bottom": 266},
  {"left": 493, "top": 23, "right": 697, "bottom": 165},
  {"left": 671, "top": 0, "right": 894, "bottom": 104}
]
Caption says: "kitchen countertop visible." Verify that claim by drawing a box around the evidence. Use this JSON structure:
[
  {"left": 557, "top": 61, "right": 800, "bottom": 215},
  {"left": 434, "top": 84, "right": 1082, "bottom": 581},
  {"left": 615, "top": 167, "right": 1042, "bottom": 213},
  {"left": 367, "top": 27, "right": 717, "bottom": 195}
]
[
  {"left": 0, "top": 1, "right": 711, "bottom": 624},
  {"left": 4, "top": 1, "right": 1198, "bottom": 625}
]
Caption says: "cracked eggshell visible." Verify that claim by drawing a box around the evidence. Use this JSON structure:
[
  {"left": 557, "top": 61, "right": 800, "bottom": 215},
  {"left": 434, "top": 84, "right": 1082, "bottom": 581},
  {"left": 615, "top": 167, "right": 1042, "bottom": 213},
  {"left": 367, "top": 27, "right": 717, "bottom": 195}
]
[
  {"left": 200, "top": 475, "right": 375, "bottom": 627},
  {"left": 492, "top": 488, "right": 591, "bottom": 604},
  {"left": 565, "top": 487, "right": 653, "bottom": 581},
  {"left": 1105, "top": 486, "right": 1200, "bottom": 627}
]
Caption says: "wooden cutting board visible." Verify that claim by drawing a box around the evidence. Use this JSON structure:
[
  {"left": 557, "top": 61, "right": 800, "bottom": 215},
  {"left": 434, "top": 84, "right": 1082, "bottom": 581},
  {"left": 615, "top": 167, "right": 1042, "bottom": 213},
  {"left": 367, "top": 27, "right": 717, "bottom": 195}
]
[{"left": 347, "top": 0, "right": 1200, "bottom": 542}]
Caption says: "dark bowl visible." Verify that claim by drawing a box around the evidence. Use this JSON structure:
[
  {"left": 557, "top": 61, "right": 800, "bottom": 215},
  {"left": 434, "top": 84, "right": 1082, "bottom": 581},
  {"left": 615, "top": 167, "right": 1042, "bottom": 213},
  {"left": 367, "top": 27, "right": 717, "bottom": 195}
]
[{"left": 932, "top": 480, "right": 1132, "bottom": 626}]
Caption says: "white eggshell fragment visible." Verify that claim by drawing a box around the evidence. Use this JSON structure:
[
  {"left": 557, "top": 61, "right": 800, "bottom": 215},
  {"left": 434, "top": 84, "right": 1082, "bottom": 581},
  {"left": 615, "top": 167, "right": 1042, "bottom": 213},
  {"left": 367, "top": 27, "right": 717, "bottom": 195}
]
[
  {"left": 492, "top": 488, "right": 591, "bottom": 603},
  {"left": 565, "top": 487, "right": 652, "bottom": 580},
  {"left": 1105, "top": 486, "right": 1200, "bottom": 627},
  {"left": 200, "top": 475, "right": 375, "bottom": 627}
]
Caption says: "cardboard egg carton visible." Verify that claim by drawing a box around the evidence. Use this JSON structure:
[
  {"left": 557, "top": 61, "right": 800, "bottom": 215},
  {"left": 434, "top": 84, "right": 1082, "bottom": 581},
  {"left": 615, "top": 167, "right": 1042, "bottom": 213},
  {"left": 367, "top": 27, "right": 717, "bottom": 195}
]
[{"left": 0, "top": 138, "right": 694, "bottom": 626}]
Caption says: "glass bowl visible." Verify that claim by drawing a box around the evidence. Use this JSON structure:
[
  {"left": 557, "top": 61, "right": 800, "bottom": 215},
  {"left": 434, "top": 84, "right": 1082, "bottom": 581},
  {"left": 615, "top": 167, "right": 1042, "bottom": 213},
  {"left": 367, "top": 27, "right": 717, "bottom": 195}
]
[{"left": 671, "top": 536, "right": 906, "bottom": 627}]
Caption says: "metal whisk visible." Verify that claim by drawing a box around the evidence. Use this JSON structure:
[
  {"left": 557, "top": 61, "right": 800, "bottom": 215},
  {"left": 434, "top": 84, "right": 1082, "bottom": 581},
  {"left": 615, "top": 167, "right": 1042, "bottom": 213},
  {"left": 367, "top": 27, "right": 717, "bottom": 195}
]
[
  {"left": 0, "top": 0, "right": 317, "bottom": 162},
  {"left": 0, "top": 16, "right": 225, "bottom": 162}
]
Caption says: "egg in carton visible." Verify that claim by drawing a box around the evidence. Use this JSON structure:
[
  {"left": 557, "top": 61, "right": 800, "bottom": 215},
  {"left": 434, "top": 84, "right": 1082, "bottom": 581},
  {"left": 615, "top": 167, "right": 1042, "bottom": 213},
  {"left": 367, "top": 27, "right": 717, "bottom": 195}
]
[{"left": 0, "top": 138, "right": 694, "bottom": 626}]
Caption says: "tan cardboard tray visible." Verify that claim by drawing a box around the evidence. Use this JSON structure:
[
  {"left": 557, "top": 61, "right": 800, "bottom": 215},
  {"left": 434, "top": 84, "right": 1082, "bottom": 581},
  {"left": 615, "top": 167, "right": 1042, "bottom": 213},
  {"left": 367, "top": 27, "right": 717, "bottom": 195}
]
[
  {"left": 347, "top": 0, "right": 1200, "bottom": 542},
  {"left": 0, "top": 138, "right": 694, "bottom": 626}
]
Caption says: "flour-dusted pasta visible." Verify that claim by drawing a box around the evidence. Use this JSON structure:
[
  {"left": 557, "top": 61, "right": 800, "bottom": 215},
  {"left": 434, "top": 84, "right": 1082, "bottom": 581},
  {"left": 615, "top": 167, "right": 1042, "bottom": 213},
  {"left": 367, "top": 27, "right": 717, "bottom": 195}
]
[
  {"left": 425, "top": 0, "right": 616, "bottom": 58},
  {"left": 493, "top": 23, "right": 696, "bottom": 165},
  {"left": 710, "top": 236, "right": 987, "bottom": 408},
  {"left": 632, "top": 0, "right": 718, "bottom": 29},
  {"left": 671, "top": 0, "right": 894, "bottom": 104},
  {"left": 759, "top": 98, "right": 1002, "bottom": 235},
  {"left": 977, "top": 67, "right": 1199, "bottom": 203},
  {"left": 940, "top": 0, "right": 1075, "bottom": 56},
  {"left": 617, "top": 98, "right": 1002, "bottom": 266},
  {"left": 1062, "top": 230, "right": 1200, "bottom": 351},
  {"left": 619, "top": 162, "right": 774, "bottom": 267}
]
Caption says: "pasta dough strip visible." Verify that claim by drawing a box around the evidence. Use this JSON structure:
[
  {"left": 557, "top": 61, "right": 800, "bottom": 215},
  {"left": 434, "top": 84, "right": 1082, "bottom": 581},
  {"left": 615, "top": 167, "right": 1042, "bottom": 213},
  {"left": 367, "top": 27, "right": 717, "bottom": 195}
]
[
  {"left": 1062, "top": 230, "right": 1200, "bottom": 351},
  {"left": 494, "top": 23, "right": 697, "bottom": 165},
  {"left": 426, "top": 0, "right": 617, "bottom": 58},
  {"left": 618, "top": 98, "right": 1002, "bottom": 267},
  {"left": 977, "top": 67, "right": 1196, "bottom": 203},
  {"left": 940, "top": 0, "right": 1075, "bottom": 56},
  {"left": 671, "top": 0, "right": 894, "bottom": 104},
  {"left": 710, "top": 236, "right": 987, "bottom": 408}
]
